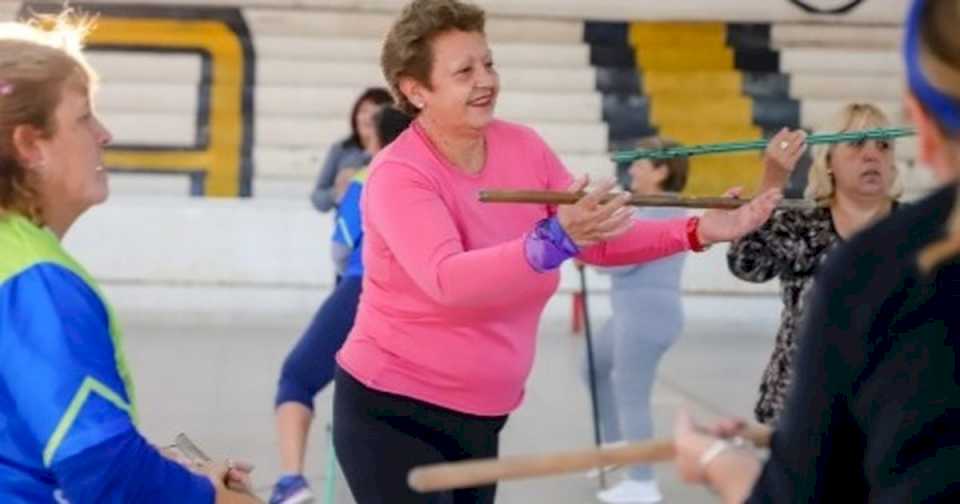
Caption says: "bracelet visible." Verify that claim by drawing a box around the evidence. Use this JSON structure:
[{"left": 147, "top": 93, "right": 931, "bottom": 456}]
[
  {"left": 686, "top": 216, "right": 708, "bottom": 252},
  {"left": 698, "top": 436, "right": 746, "bottom": 474}
]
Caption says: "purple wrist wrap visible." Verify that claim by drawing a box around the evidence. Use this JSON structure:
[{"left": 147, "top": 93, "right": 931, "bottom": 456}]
[{"left": 524, "top": 217, "right": 580, "bottom": 272}]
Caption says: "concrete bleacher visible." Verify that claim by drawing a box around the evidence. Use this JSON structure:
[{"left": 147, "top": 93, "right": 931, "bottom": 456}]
[
  {"left": 3, "top": 1, "right": 933, "bottom": 312},
  {"left": 43, "top": 0, "right": 910, "bottom": 23},
  {"left": 781, "top": 48, "right": 902, "bottom": 75},
  {"left": 771, "top": 23, "right": 901, "bottom": 49},
  {"left": 6, "top": 3, "right": 922, "bottom": 198},
  {"left": 788, "top": 75, "right": 901, "bottom": 100},
  {"left": 80, "top": 10, "right": 610, "bottom": 198},
  {"left": 251, "top": 22, "right": 608, "bottom": 196}
]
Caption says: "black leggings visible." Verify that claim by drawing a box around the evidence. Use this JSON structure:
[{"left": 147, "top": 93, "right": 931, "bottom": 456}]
[{"left": 333, "top": 367, "right": 508, "bottom": 504}]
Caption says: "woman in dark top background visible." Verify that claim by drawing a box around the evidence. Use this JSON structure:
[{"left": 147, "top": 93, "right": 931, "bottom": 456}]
[
  {"left": 310, "top": 87, "right": 392, "bottom": 279},
  {"left": 727, "top": 103, "right": 900, "bottom": 425},
  {"left": 673, "top": 0, "right": 960, "bottom": 501}
]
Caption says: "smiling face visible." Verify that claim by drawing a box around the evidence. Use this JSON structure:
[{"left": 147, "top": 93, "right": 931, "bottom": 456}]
[
  {"left": 405, "top": 29, "right": 499, "bottom": 134},
  {"left": 29, "top": 81, "right": 113, "bottom": 218}
]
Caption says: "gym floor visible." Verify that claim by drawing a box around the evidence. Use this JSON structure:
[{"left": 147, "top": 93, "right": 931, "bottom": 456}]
[{"left": 125, "top": 293, "right": 780, "bottom": 503}]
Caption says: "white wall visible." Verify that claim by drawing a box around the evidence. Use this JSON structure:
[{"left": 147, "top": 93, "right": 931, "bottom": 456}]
[{"left": 64, "top": 197, "right": 777, "bottom": 319}]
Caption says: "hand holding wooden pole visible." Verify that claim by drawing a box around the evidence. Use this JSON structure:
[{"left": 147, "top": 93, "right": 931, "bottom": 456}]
[{"left": 407, "top": 425, "right": 771, "bottom": 493}]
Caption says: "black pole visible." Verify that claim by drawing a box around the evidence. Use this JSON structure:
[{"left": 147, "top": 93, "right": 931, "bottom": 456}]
[{"left": 577, "top": 263, "right": 606, "bottom": 489}]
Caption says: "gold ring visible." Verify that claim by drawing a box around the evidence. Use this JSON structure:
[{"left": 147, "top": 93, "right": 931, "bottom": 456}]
[{"left": 779, "top": 141, "right": 789, "bottom": 150}]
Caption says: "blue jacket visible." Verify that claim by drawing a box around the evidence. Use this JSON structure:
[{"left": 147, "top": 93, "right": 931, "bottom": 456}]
[{"left": 332, "top": 169, "right": 368, "bottom": 278}]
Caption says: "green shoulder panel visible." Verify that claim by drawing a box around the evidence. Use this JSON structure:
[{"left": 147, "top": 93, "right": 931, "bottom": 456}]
[
  {"left": 0, "top": 213, "right": 139, "bottom": 422},
  {"left": 352, "top": 168, "right": 370, "bottom": 184}
]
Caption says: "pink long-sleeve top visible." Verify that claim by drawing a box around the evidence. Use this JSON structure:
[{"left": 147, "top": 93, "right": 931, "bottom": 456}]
[{"left": 336, "top": 119, "right": 692, "bottom": 416}]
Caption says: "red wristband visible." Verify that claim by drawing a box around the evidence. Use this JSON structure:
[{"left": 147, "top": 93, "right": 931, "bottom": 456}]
[{"left": 686, "top": 216, "right": 707, "bottom": 252}]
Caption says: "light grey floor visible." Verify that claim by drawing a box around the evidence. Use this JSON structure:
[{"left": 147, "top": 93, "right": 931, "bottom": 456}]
[{"left": 124, "top": 292, "right": 781, "bottom": 503}]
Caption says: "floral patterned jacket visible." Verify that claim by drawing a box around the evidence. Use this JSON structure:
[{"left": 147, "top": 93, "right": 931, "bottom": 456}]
[{"left": 727, "top": 205, "right": 842, "bottom": 424}]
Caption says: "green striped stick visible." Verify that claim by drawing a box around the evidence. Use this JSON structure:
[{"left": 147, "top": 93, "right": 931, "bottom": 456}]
[{"left": 611, "top": 127, "right": 915, "bottom": 163}]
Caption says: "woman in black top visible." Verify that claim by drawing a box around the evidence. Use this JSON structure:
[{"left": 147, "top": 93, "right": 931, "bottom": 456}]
[
  {"left": 673, "top": 0, "right": 960, "bottom": 501},
  {"left": 728, "top": 103, "right": 900, "bottom": 425}
]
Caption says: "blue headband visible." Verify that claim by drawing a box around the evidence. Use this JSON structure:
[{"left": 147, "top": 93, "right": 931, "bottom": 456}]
[{"left": 905, "top": 0, "right": 960, "bottom": 132}]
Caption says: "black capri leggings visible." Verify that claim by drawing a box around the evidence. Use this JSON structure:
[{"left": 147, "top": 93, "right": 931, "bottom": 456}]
[{"left": 333, "top": 367, "right": 508, "bottom": 504}]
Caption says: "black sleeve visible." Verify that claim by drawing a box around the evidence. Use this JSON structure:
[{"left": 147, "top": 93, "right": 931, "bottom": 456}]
[
  {"left": 746, "top": 241, "right": 874, "bottom": 502},
  {"left": 727, "top": 210, "right": 793, "bottom": 283}
]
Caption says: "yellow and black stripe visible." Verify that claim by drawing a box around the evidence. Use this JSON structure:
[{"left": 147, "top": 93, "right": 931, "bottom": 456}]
[
  {"left": 24, "top": 3, "right": 255, "bottom": 197},
  {"left": 587, "top": 21, "right": 799, "bottom": 196}
]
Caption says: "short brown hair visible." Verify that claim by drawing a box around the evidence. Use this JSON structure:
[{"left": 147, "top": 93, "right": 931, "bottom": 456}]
[
  {"left": 381, "top": 0, "right": 485, "bottom": 116},
  {"left": 0, "top": 13, "right": 95, "bottom": 225},
  {"left": 634, "top": 137, "right": 689, "bottom": 193}
]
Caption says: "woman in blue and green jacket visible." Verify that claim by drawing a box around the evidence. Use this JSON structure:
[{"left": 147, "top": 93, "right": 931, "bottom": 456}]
[{"left": 0, "top": 15, "right": 256, "bottom": 504}]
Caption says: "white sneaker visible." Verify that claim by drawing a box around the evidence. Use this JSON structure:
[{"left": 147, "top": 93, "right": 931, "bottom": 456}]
[{"left": 596, "top": 479, "right": 663, "bottom": 504}]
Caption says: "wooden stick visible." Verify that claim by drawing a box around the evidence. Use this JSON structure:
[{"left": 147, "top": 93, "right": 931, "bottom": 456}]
[
  {"left": 478, "top": 190, "right": 814, "bottom": 210},
  {"left": 407, "top": 425, "right": 771, "bottom": 493}
]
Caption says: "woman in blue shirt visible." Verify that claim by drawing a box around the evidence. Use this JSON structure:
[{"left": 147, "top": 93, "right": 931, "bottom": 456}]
[
  {"left": 270, "top": 107, "right": 412, "bottom": 504},
  {"left": 311, "top": 87, "right": 392, "bottom": 281}
]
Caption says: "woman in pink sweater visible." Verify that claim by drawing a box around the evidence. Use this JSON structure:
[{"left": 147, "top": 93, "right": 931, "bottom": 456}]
[{"left": 333, "top": 1, "right": 781, "bottom": 502}]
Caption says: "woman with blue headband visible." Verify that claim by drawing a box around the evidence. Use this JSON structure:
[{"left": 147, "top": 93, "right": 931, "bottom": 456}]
[{"left": 672, "top": 0, "right": 960, "bottom": 501}]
